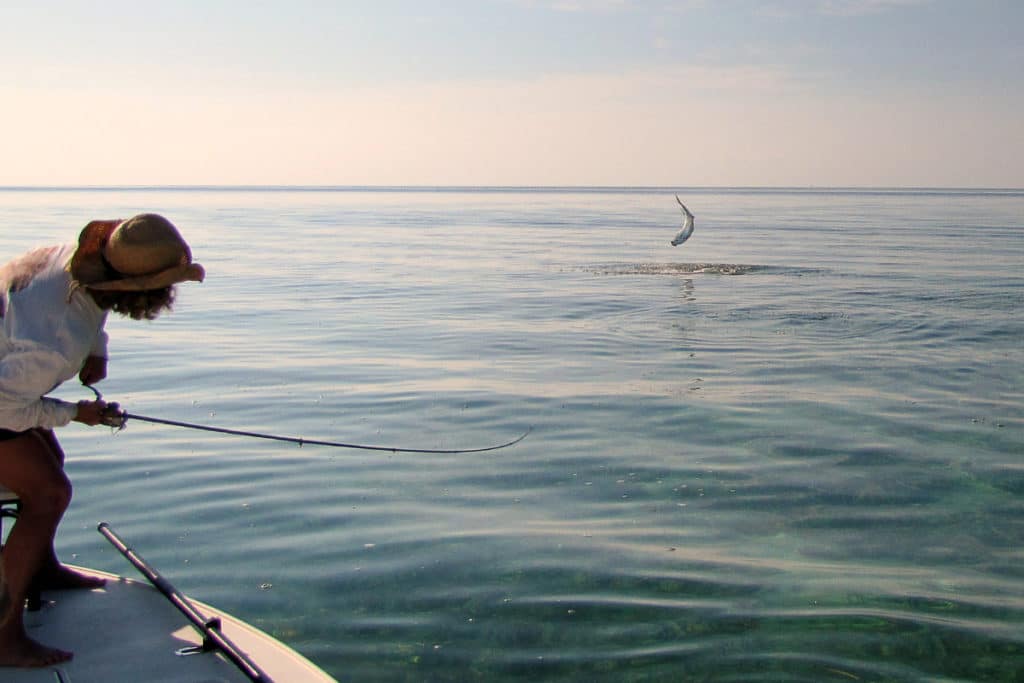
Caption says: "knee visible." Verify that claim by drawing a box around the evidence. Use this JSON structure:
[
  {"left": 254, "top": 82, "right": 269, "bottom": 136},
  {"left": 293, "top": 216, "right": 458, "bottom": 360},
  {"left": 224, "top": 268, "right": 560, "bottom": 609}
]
[{"left": 20, "top": 474, "right": 72, "bottom": 519}]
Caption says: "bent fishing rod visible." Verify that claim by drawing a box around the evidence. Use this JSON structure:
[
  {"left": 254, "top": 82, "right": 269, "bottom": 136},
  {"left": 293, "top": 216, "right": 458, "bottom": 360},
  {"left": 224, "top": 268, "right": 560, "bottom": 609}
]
[{"left": 84, "top": 386, "right": 530, "bottom": 454}]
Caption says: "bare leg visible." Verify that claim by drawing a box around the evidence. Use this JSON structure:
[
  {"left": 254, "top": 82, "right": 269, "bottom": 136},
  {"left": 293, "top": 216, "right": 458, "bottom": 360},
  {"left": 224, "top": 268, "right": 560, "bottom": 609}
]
[
  {"left": 0, "top": 430, "right": 73, "bottom": 667},
  {"left": 29, "top": 430, "right": 104, "bottom": 592}
]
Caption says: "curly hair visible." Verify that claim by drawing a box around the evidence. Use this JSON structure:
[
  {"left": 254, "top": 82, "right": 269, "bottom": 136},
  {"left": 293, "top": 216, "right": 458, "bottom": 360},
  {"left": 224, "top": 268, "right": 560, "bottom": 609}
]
[{"left": 89, "top": 286, "right": 176, "bottom": 320}]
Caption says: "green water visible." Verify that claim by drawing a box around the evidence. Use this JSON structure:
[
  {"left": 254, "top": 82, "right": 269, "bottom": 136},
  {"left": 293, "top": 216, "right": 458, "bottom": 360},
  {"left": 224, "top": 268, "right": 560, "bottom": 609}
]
[{"left": 1, "top": 187, "right": 1021, "bottom": 681}]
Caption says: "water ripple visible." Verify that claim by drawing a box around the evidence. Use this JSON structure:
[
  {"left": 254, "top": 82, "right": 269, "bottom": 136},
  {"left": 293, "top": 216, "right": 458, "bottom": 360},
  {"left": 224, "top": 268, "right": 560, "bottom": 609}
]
[{"left": 4, "top": 188, "right": 1020, "bottom": 682}]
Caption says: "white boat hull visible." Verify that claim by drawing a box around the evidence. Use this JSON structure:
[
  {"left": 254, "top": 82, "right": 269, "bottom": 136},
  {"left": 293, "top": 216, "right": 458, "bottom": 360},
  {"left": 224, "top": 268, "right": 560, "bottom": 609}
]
[{"left": 6, "top": 567, "right": 335, "bottom": 682}]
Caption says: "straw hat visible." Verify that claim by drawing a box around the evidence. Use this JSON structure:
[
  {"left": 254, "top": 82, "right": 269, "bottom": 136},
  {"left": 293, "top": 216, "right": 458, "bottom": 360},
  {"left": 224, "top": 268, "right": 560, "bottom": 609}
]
[{"left": 70, "top": 214, "right": 205, "bottom": 291}]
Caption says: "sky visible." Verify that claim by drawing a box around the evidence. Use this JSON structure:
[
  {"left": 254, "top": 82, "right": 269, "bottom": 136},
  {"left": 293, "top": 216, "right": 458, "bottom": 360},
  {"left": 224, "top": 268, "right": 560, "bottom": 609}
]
[{"left": 1, "top": 0, "right": 1021, "bottom": 187}]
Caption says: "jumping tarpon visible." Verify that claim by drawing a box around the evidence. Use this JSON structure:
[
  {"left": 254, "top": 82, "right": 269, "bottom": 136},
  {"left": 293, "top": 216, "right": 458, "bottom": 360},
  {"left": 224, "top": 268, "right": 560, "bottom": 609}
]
[{"left": 670, "top": 195, "right": 695, "bottom": 246}]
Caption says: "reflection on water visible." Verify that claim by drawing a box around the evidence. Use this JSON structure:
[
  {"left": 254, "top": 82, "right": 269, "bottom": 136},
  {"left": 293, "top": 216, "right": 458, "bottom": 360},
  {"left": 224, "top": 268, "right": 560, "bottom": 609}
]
[
  {"left": 581, "top": 262, "right": 789, "bottom": 276},
  {"left": 0, "top": 187, "right": 1021, "bottom": 681}
]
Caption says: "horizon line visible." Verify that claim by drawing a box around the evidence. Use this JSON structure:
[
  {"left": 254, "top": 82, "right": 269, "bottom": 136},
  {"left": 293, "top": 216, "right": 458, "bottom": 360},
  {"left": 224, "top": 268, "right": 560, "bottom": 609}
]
[{"left": 1, "top": 184, "right": 1022, "bottom": 194}]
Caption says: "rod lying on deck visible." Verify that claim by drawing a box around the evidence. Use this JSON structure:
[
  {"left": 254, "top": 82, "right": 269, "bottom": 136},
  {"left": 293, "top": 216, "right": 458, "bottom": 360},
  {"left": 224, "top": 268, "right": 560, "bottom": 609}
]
[{"left": 98, "top": 522, "right": 273, "bottom": 683}]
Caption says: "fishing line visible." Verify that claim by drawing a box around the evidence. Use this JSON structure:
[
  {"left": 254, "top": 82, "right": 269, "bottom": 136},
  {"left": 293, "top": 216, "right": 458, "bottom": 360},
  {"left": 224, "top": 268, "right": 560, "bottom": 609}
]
[{"left": 84, "top": 386, "right": 530, "bottom": 454}]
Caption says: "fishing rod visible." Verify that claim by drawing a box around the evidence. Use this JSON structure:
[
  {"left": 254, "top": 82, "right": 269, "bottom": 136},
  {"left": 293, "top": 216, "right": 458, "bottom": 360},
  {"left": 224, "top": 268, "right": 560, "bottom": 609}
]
[
  {"left": 85, "top": 386, "right": 531, "bottom": 454},
  {"left": 98, "top": 522, "right": 272, "bottom": 682}
]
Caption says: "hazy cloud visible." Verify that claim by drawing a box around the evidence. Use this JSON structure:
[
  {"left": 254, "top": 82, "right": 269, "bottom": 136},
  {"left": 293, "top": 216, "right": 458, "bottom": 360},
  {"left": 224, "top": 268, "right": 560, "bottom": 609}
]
[
  {"left": 511, "top": 0, "right": 630, "bottom": 11},
  {"left": 816, "top": 0, "right": 932, "bottom": 15}
]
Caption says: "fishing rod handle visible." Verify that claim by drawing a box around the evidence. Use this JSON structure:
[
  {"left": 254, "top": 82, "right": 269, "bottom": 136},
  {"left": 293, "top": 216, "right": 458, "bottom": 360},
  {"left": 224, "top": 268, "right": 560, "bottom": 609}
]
[
  {"left": 84, "top": 383, "right": 126, "bottom": 428},
  {"left": 100, "top": 404, "right": 126, "bottom": 428}
]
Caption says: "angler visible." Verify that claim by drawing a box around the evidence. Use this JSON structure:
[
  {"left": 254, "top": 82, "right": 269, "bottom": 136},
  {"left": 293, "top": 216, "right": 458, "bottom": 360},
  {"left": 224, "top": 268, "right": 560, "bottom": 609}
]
[{"left": 0, "top": 214, "right": 205, "bottom": 668}]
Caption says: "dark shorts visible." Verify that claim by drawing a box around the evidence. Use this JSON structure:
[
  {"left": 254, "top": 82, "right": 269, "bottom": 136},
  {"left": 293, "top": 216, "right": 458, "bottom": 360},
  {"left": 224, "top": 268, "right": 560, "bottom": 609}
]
[{"left": 0, "top": 428, "right": 26, "bottom": 442}]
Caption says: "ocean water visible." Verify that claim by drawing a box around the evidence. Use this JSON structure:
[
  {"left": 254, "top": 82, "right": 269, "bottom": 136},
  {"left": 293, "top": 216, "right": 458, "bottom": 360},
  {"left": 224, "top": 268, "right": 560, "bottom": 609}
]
[{"left": 1, "top": 187, "right": 1022, "bottom": 681}]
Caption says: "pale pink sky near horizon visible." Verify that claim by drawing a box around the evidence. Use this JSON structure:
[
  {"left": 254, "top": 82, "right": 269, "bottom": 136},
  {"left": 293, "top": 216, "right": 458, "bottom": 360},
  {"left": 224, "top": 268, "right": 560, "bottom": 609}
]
[{"left": 2, "top": 1, "right": 1021, "bottom": 187}]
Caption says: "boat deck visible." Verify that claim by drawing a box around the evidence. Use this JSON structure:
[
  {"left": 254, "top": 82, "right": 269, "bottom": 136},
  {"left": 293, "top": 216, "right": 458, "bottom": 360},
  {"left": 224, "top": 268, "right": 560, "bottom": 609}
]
[{"left": 2, "top": 566, "right": 335, "bottom": 682}]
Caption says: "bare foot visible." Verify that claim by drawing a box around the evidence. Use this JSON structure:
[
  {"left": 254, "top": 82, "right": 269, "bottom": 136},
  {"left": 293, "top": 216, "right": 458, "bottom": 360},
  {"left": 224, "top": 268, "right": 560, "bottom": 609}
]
[
  {"left": 0, "top": 630, "right": 73, "bottom": 668},
  {"left": 36, "top": 564, "right": 106, "bottom": 591}
]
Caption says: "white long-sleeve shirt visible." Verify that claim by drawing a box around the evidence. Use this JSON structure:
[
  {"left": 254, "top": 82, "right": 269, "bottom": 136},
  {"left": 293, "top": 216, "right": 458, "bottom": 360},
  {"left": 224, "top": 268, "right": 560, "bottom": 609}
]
[{"left": 0, "top": 243, "right": 109, "bottom": 431}]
